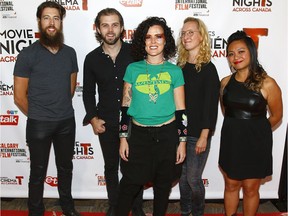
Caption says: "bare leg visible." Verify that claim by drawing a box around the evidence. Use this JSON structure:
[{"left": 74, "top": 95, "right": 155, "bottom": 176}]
[
  {"left": 222, "top": 171, "right": 242, "bottom": 216},
  {"left": 242, "top": 178, "right": 261, "bottom": 216}
]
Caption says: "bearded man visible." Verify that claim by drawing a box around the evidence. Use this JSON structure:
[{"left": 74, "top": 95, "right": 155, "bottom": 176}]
[{"left": 13, "top": 2, "right": 80, "bottom": 216}]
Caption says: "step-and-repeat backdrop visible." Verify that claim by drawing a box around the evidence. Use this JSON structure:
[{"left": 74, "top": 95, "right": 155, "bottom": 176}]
[{"left": 1, "top": 0, "right": 287, "bottom": 199}]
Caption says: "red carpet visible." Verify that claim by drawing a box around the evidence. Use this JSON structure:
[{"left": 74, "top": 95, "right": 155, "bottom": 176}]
[{"left": 1, "top": 210, "right": 287, "bottom": 216}]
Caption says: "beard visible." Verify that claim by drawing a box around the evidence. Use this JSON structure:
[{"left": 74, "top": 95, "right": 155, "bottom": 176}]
[
  {"left": 101, "top": 32, "right": 122, "bottom": 45},
  {"left": 38, "top": 23, "right": 64, "bottom": 49}
]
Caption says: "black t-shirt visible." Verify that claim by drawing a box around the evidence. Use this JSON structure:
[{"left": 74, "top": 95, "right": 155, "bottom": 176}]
[{"left": 182, "top": 61, "right": 220, "bottom": 137}]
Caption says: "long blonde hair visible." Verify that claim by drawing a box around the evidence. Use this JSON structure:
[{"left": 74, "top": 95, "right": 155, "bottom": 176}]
[{"left": 177, "top": 17, "right": 211, "bottom": 72}]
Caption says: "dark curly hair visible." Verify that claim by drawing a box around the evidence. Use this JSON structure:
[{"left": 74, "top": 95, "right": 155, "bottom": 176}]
[
  {"left": 227, "top": 30, "right": 267, "bottom": 92},
  {"left": 36, "top": 1, "right": 66, "bottom": 20},
  {"left": 94, "top": 8, "right": 125, "bottom": 43},
  {"left": 131, "top": 17, "right": 176, "bottom": 61}
]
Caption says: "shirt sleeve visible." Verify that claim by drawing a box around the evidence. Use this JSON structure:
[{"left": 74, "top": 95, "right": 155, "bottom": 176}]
[
  {"left": 200, "top": 63, "right": 220, "bottom": 130},
  {"left": 82, "top": 54, "right": 98, "bottom": 125},
  {"left": 173, "top": 66, "right": 185, "bottom": 88},
  {"left": 71, "top": 48, "right": 79, "bottom": 73},
  {"left": 123, "top": 63, "right": 133, "bottom": 84},
  {"left": 13, "top": 50, "right": 30, "bottom": 78}
]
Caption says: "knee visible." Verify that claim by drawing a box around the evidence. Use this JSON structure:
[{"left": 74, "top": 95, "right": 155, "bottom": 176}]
[
  {"left": 225, "top": 182, "right": 241, "bottom": 193},
  {"left": 57, "top": 165, "right": 73, "bottom": 175},
  {"left": 242, "top": 186, "right": 259, "bottom": 198},
  {"left": 30, "top": 165, "right": 47, "bottom": 183},
  {"left": 187, "top": 177, "right": 203, "bottom": 188}
]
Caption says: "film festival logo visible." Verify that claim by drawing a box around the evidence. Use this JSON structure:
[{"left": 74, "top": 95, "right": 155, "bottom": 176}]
[
  {"left": 0, "top": 29, "right": 38, "bottom": 63},
  {"left": 0, "top": 143, "right": 28, "bottom": 161},
  {"left": 175, "top": 0, "right": 209, "bottom": 16},
  {"left": 0, "top": 176, "right": 24, "bottom": 185},
  {"left": 96, "top": 174, "right": 106, "bottom": 186},
  {"left": 0, "top": 0, "right": 16, "bottom": 19},
  {"left": 46, "top": 0, "right": 87, "bottom": 11},
  {"left": 210, "top": 28, "right": 268, "bottom": 58},
  {"left": 74, "top": 141, "right": 94, "bottom": 159},
  {"left": 232, "top": 0, "right": 272, "bottom": 12}
]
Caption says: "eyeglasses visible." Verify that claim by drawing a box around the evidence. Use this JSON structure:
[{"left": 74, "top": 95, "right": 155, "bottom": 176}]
[
  {"left": 180, "top": 30, "right": 199, "bottom": 38},
  {"left": 145, "top": 34, "right": 165, "bottom": 44}
]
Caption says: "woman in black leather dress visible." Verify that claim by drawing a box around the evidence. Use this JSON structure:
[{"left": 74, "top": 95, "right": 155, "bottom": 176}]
[{"left": 219, "top": 31, "right": 283, "bottom": 216}]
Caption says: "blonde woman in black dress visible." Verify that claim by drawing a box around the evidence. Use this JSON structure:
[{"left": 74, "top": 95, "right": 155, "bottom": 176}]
[{"left": 219, "top": 31, "right": 283, "bottom": 216}]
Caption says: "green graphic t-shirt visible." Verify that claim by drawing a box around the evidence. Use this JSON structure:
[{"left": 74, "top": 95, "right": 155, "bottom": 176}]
[{"left": 124, "top": 60, "right": 184, "bottom": 125}]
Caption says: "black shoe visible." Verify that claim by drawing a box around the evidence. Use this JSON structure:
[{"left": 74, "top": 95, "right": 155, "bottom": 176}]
[
  {"left": 106, "top": 206, "right": 115, "bottom": 216},
  {"left": 132, "top": 207, "right": 146, "bottom": 216},
  {"left": 62, "top": 209, "right": 82, "bottom": 216}
]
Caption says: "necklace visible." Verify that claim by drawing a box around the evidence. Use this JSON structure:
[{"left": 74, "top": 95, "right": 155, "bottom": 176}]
[{"left": 145, "top": 60, "right": 165, "bottom": 104}]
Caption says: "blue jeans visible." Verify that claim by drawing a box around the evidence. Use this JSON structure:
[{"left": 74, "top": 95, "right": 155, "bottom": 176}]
[
  {"left": 26, "top": 117, "right": 76, "bottom": 216},
  {"left": 179, "top": 136, "right": 211, "bottom": 216}
]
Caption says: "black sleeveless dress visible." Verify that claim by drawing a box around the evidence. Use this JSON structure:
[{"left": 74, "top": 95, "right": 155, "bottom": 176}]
[{"left": 219, "top": 73, "right": 272, "bottom": 179}]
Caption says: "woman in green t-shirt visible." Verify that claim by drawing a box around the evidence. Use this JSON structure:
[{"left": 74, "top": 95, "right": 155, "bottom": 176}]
[{"left": 116, "top": 17, "right": 187, "bottom": 216}]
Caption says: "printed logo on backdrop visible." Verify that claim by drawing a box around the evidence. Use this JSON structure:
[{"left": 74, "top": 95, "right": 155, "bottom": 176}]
[
  {"left": 0, "top": 0, "right": 16, "bottom": 19},
  {"left": 0, "top": 176, "right": 24, "bottom": 185},
  {"left": 0, "top": 110, "right": 19, "bottom": 126},
  {"left": 210, "top": 28, "right": 268, "bottom": 58},
  {"left": 47, "top": 0, "right": 88, "bottom": 11},
  {"left": 75, "top": 82, "right": 83, "bottom": 97},
  {"left": 0, "top": 29, "right": 37, "bottom": 63},
  {"left": 0, "top": 81, "right": 13, "bottom": 96},
  {"left": 203, "top": 178, "right": 209, "bottom": 187},
  {"left": 243, "top": 28, "right": 268, "bottom": 49},
  {"left": 45, "top": 176, "right": 58, "bottom": 187},
  {"left": 210, "top": 31, "right": 227, "bottom": 58},
  {"left": 232, "top": 0, "right": 272, "bottom": 12},
  {"left": 74, "top": 141, "right": 94, "bottom": 159},
  {"left": 175, "top": 0, "right": 210, "bottom": 16},
  {"left": 119, "top": 0, "right": 143, "bottom": 7},
  {"left": 0, "top": 143, "right": 28, "bottom": 162},
  {"left": 96, "top": 174, "right": 106, "bottom": 186},
  {"left": 123, "top": 29, "right": 134, "bottom": 43}
]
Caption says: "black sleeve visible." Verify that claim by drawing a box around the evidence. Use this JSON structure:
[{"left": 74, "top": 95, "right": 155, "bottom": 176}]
[
  {"left": 82, "top": 54, "right": 98, "bottom": 125},
  {"left": 200, "top": 63, "right": 220, "bottom": 131}
]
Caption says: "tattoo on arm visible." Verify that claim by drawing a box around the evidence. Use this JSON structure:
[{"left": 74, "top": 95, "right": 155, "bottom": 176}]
[{"left": 122, "top": 84, "right": 132, "bottom": 107}]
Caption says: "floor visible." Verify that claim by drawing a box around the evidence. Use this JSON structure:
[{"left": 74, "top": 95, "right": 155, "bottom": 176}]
[{"left": 1, "top": 198, "right": 286, "bottom": 214}]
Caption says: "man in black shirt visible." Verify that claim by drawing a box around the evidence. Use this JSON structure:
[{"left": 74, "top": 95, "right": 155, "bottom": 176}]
[{"left": 82, "top": 8, "right": 144, "bottom": 216}]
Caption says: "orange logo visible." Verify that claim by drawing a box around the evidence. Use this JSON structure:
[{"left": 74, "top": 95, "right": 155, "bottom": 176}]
[{"left": 119, "top": 0, "right": 143, "bottom": 7}]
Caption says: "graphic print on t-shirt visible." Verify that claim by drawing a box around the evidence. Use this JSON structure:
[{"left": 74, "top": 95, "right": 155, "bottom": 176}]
[{"left": 134, "top": 71, "right": 171, "bottom": 96}]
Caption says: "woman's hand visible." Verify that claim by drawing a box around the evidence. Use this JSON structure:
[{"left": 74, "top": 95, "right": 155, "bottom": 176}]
[
  {"left": 119, "top": 138, "right": 129, "bottom": 161},
  {"left": 176, "top": 141, "right": 186, "bottom": 164},
  {"left": 195, "top": 136, "right": 207, "bottom": 154}
]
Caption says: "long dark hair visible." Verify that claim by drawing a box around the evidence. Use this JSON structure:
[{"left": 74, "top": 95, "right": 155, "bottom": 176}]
[
  {"left": 227, "top": 30, "right": 267, "bottom": 91},
  {"left": 131, "top": 16, "right": 176, "bottom": 61}
]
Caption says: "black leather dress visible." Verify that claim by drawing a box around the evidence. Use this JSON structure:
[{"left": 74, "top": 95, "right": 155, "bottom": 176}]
[{"left": 219, "top": 73, "right": 272, "bottom": 179}]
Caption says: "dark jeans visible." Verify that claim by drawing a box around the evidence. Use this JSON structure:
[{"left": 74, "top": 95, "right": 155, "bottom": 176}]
[
  {"left": 179, "top": 136, "right": 211, "bottom": 216},
  {"left": 116, "top": 121, "right": 178, "bottom": 216},
  {"left": 26, "top": 117, "right": 76, "bottom": 216},
  {"left": 98, "top": 124, "right": 143, "bottom": 209}
]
